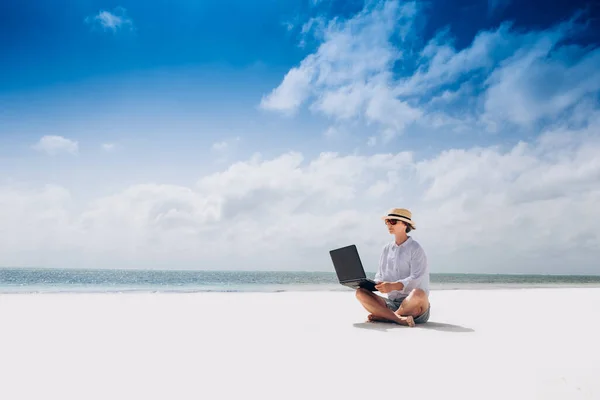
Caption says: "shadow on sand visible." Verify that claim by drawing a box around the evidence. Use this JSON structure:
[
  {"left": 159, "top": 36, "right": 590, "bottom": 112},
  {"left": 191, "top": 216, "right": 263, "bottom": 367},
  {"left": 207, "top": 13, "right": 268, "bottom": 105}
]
[{"left": 353, "top": 320, "right": 475, "bottom": 333}]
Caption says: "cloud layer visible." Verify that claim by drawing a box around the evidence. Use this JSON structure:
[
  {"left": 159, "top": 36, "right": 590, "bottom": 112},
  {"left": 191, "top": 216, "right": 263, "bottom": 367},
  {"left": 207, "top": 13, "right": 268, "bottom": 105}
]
[
  {"left": 262, "top": 1, "right": 600, "bottom": 143},
  {"left": 1, "top": 0, "right": 599, "bottom": 274},
  {"left": 3, "top": 113, "right": 599, "bottom": 273}
]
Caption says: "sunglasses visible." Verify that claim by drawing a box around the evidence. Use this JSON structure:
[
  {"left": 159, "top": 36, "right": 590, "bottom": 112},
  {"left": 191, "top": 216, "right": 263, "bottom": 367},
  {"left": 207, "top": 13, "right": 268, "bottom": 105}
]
[{"left": 385, "top": 219, "right": 401, "bottom": 225}]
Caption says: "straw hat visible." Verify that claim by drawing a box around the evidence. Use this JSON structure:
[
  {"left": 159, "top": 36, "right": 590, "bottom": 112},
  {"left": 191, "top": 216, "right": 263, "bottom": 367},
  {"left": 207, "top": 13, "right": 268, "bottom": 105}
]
[{"left": 381, "top": 208, "right": 416, "bottom": 229}]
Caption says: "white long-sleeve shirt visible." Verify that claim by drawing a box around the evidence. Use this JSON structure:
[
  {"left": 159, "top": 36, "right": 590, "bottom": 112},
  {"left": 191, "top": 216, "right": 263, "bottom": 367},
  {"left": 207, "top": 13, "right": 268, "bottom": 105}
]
[{"left": 374, "top": 237, "right": 430, "bottom": 301}]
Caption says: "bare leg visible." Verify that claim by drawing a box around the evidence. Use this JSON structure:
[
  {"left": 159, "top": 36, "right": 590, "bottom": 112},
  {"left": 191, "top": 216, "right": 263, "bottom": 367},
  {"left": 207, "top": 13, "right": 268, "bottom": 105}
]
[
  {"left": 396, "top": 289, "right": 430, "bottom": 319},
  {"left": 355, "top": 289, "right": 415, "bottom": 327}
]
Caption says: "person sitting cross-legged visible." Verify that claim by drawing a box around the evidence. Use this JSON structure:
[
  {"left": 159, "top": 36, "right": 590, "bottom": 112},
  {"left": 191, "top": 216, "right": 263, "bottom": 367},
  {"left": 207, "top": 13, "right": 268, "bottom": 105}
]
[{"left": 355, "top": 208, "right": 431, "bottom": 327}]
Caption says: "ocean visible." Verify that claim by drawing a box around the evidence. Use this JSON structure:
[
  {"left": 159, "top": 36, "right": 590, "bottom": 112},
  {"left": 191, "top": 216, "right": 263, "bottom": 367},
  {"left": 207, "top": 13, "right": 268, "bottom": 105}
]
[{"left": 1, "top": 268, "right": 600, "bottom": 294}]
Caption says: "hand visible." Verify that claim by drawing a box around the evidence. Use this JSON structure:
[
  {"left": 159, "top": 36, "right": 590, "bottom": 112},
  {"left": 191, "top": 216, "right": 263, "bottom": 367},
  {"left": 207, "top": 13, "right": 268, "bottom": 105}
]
[{"left": 375, "top": 282, "right": 394, "bottom": 293}]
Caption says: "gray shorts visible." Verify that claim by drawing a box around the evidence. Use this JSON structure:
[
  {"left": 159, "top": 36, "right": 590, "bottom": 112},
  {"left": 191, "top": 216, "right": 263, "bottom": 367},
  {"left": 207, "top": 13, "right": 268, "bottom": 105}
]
[{"left": 385, "top": 297, "right": 430, "bottom": 324}]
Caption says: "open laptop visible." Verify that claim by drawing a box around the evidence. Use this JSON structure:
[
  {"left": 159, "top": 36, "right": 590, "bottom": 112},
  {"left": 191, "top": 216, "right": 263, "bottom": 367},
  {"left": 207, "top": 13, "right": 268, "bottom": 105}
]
[{"left": 329, "top": 244, "right": 378, "bottom": 291}]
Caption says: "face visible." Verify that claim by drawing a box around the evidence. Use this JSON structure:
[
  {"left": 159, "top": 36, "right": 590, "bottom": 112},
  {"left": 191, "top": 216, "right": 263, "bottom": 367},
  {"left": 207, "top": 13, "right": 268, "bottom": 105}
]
[{"left": 385, "top": 218, "right": 405, "bottom": 234}]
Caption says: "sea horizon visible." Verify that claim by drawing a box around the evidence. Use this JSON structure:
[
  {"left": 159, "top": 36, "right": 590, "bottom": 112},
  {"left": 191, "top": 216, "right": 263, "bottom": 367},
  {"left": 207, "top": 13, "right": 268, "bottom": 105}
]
[{"left": 2, "top": 267, "right": 600, "bottom": 294}]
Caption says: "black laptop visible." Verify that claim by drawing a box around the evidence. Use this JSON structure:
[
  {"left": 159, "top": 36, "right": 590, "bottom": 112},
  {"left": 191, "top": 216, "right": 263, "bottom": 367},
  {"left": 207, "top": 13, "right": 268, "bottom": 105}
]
[{"left": 329, "top": 244, "right": 378, "bottom": 291}]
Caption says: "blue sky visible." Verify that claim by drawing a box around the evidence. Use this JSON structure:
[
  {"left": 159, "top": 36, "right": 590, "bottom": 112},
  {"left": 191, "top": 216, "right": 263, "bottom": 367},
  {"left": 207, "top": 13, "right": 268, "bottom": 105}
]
[{"left": 1, "top": 0, "right": 599, "bottom": 273}]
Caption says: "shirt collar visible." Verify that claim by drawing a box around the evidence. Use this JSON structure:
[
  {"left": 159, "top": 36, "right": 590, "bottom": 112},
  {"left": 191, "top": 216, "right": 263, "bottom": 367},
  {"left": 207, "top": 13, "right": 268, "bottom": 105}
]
[{"left": 391, "top": 236, "right": 412, "bottom": 249}]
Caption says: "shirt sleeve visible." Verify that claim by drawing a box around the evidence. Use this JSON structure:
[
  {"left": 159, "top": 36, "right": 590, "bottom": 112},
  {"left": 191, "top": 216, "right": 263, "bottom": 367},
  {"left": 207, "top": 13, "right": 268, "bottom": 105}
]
[
  {"left": 396, "top": 245, "right": 427, "bottom": 295},
  {"left": 374, "top": 246, "right": 386, "bottom": 283}
]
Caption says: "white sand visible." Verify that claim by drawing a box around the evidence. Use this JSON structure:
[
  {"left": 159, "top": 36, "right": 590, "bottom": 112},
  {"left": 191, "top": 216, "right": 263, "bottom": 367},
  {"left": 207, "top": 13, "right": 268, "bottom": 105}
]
[{"left": 1, "top": 288, "right": 599, "bottom": 399}]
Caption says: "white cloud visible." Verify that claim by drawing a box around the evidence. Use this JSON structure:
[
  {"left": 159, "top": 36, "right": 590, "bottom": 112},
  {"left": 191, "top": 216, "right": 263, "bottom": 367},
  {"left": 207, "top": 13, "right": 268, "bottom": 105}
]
[
  {"left": 33, "top": 136, "right": 78, "bottom": 156},
  {"left": 85, "top": 7, "right": 134, "bottom": 33},
  {"left": 482, "top": 33, "right": 600, "bottom": 129},
  {"left": 0, "top": 185, "right": 75, "bottom": 261},
  {"left": 283, "top": 21, "right": 294, "bottom": 32},
  {"left": 211, "top": 137, "right": 241, "bottom": 152},
  {"left": 323, "top": 126, "right": 343, "bottom": 139},
  {"left": 210, "top": 137, "right": 242, "bottom": 166},
  {"left": 212, "top": 142, "right": 228, "bottom": 151},
  {"left": 260, "top": 0, "right": 420, "bottom": 134},
  {"left": 393, "top": 23, "right": 516, "bottom": 98},
  {"left": 3, "top": 116, "right": 600, "bottom": 273},
  {"left": 102, "top": 143, "right": 117, "bottom": 152},
  {"left": 260, "top": 65, "right": 314, "bottom": 113},
  {"left": 262, "top": 1, "right": 599, "bottom": 142}
]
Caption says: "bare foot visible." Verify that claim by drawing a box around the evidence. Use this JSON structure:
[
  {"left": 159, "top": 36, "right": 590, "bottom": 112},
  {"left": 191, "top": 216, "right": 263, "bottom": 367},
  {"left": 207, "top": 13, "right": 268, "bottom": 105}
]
[
  {"left": 396, "top": 315, "right": 415, "bottom": 327},
  {"left": 367, "top": 314, "right": 415, "bottom": 327},
  {"left": 367, "top": 314, "right": 392, "bottom": 323}
]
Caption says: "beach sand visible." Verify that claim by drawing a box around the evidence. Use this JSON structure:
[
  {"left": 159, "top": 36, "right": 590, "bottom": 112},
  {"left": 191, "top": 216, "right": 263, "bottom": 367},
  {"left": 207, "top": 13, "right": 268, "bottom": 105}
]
[{"left": 1, "top": 288, "right": 599, "bottom": 399}]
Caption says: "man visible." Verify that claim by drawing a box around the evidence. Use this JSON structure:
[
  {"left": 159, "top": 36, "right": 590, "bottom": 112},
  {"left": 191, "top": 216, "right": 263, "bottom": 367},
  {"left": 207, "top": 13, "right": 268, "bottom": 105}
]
[{"left": 355, "top": 208, "right": 430, "bottom": 327}]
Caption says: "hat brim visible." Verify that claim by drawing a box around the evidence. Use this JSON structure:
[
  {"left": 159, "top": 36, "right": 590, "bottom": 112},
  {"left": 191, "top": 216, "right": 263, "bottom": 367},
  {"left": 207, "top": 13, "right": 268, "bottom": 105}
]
[{"left": 381, "top": 215, "right": 416, "bottom": 229}]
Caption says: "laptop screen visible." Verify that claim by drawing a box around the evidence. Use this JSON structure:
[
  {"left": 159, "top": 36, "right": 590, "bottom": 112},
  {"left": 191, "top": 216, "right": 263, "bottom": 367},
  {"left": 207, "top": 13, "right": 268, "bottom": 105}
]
[{"left": 329, "top": 245, "right": 367, "bottom": 282}]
